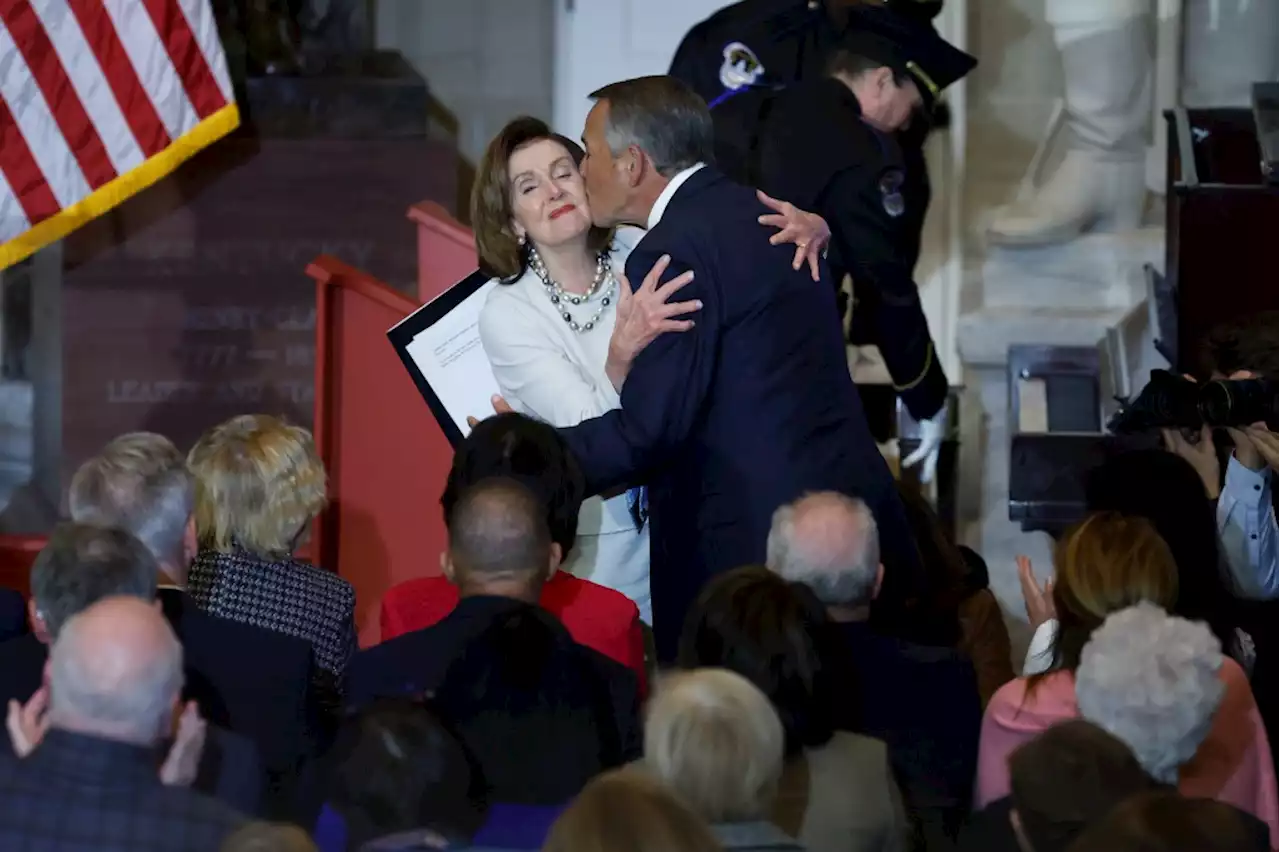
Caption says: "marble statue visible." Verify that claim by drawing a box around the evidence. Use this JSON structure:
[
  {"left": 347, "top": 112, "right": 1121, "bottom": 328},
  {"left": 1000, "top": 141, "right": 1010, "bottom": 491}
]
[{"left": 989, "top": 0, "right": 1278, "bottom": 247}]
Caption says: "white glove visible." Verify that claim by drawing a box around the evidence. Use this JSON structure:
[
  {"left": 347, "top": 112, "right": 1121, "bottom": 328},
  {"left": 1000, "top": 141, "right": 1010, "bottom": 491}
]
[{"left": 902, "top": 407, "right": 947, "bottom": 484}]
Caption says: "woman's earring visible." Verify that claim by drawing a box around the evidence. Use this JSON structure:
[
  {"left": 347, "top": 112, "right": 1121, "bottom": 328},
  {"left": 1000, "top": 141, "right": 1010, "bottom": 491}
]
[{"left": 517, "top": 233, "right": 527, "bottom": 246}]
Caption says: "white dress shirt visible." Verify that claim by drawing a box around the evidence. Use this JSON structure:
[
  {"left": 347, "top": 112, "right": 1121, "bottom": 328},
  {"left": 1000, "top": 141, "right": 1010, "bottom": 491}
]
[
  {"left": 477, "top": 227, "right": 653, "bottom": 622},
  {"left": 1217, "top": 455, "right": 1278, "bottom": 600}
]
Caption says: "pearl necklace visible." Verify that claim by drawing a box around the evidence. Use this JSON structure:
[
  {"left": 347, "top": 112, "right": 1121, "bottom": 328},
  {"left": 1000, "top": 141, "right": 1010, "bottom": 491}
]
[{"left": 528, "top": 245, "right": 616, "bottom": 333}]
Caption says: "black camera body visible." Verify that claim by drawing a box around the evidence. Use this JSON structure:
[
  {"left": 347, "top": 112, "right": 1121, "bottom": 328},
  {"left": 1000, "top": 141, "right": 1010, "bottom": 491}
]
[{"left": 1108, "top": 369, "right": 1278, "bottom": 434}]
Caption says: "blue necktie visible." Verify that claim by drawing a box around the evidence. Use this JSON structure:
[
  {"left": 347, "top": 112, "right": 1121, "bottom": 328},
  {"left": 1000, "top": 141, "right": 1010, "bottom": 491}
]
[{"left": 627, "top": 486, "right": 648, "bottom": 531}]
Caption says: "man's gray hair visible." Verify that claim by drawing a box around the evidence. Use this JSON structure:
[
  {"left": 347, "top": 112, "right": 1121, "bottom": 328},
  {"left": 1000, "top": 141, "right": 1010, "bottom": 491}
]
[
  {"left": 1076, "top": 601, "right": 1226, "bottom": 784},
  {"left": 68, "top": 432, "right": 194, "bottom": 568},
  {"left": 30, "top": 524, "right": 159, "bottom": 640},
  {"left": 589, "top": 75, "right": 714, "bottom": 178},
  {"left": 48, "top": 597, "right": 183, "bottom": 746},
  {"left": 766, "top": 492, "right": 879, "bottom": 607}
]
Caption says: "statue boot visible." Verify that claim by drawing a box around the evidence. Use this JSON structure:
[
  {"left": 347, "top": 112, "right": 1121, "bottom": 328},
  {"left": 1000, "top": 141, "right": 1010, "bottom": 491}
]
[{"left": 989, "top": 0, "right": 1150, "bottom": 246}]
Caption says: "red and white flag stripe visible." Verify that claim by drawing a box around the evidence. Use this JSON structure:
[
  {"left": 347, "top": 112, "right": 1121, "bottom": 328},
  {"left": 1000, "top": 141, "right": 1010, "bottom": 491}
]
[{"left": 0, "top": 0, "right": 238, "bottom": 269}]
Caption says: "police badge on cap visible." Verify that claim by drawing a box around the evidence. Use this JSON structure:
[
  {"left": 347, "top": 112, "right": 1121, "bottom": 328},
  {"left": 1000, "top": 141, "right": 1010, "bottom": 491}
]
[{"left": 719, "top": 41, "right": 765, "bottom": 90}]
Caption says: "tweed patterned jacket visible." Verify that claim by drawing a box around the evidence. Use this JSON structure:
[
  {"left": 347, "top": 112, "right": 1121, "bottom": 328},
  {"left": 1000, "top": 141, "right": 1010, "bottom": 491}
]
[
  {"left": 188, "top": 547, "right": 357, "bottom": 685},
  {"left": 0, "top": 729, "right": 244, "bottom": 851}
]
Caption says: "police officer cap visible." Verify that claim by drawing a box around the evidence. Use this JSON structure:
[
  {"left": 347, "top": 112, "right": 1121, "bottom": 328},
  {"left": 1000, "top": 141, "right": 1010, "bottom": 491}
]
[{"left": 837, "top": 3, "right": 976, "bottom": 108}]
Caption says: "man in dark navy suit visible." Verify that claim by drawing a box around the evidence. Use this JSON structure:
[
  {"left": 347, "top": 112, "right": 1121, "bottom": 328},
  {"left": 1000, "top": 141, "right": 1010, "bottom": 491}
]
[{"left": 556, "top": 75, "right": 921, "bottom": 660}]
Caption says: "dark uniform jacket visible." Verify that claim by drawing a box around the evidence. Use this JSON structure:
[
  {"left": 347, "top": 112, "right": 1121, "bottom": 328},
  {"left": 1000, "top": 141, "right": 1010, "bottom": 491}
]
[
  {"left": 559, "top": 167, "right": 922, "bottom": 662},
  {"left": 755, "top": 78, "right": 949, "bottom": 421},
  {"left": 669, "top": 0, "right": 936, "bottom": 269}
]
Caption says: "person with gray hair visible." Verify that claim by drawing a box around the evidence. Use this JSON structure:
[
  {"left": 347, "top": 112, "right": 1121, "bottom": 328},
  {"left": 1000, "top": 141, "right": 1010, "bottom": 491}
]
[
  {"left": 644, "top": 667, "right": 804, "bottom": 850},
  {"left": 540, "top": 72, "right": 921, "bottom": 662},
  {"left": 69, "top": 431, "right": 196, "bottom": 586},
  {"left": 49, "top": 596, "right": 186, "bottom": 746},
  {"left": 0, "top": 597, "right": 245, "bottom": 851},
  {"left": 1075, "top": 601, "right": 1226, "bottom": 785},
  {"left": 767, "top": 492, "right": 882, "bottom": 617},
  {"left": 767, "top": 491, "right": 982, "bottom": 848},
  {"left": 24, "top": 522, "right": 158, "bottom": 644}
]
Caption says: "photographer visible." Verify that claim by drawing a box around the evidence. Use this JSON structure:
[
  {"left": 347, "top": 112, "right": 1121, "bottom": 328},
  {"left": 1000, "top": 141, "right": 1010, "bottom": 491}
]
[{"left": 1163, "top": 315, "right": 1278, "bottom": 601}]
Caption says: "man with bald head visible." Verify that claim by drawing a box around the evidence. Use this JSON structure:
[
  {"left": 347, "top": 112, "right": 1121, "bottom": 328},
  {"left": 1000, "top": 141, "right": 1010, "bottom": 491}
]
[
  {"left": 767, "top": 491, "right": 885, "bottom": 621},
  {"left": 350, "top": 478, "right": 638, "bottom": 708},
  {"left": 346, "top": 479, "right": 640, "bottom": 785},
  {"left": 767, "top": 491, "right": 982, "bottom": 845},
  {"left": 0, "top": 597, "right": 244, "bottom": 851}
]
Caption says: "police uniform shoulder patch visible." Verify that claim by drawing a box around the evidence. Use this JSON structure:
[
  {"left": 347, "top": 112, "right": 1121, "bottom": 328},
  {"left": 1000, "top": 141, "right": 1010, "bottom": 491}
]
[
  {"left": 879, "top": 168, "right": 906, "bottom": 218},
  {"left": 719, "top": 41, "right": 766, "bottom": 91}
]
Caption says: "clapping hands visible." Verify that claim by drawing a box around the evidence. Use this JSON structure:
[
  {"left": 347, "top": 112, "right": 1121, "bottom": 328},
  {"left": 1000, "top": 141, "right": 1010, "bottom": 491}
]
[{"left": 1017, "top": 554, "right": 1056, "bottom": 630}]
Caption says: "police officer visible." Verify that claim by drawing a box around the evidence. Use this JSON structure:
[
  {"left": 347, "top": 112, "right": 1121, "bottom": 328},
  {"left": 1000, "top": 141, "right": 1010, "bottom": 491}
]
[
  {"left": 669, "top": 0, "right": 944, "bottom": 271},
  {"left": 749, "top": 8, "right": 975, "bottom": 482}
]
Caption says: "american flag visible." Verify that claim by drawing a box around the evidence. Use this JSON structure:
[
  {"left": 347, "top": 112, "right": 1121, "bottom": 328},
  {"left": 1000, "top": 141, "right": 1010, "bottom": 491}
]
[{"left": 0, "top": 0, "right": 239, "bottom": 270}]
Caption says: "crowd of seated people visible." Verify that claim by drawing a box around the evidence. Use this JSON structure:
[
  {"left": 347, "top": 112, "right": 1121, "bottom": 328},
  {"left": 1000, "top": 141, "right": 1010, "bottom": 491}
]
[{"left": 0, "top": 329, "right": 1274, "bottom": 850}]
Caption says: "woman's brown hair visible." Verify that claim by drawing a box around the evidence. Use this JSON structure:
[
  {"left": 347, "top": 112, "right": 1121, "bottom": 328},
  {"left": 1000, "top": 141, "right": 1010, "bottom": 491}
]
[
  {"left": 542, "top": 767, "right": 724, "bottom": 852},
  {"left": 470, "top": 115, "right": 612, "bottom": 281},
  {"left": 1028, "top": 512, "right": 1179, "bottom": 695}
]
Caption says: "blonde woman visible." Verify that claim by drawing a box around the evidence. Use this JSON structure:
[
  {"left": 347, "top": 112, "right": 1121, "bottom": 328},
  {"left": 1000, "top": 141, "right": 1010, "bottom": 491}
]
[{"left": 187, "top": 414, "right": 356, "bottom": 699}]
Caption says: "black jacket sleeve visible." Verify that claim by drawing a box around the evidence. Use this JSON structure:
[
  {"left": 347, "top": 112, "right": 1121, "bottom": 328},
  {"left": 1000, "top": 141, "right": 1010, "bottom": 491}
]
[{"left": 820, "top": 166, "right": 948, "bottom": 421}]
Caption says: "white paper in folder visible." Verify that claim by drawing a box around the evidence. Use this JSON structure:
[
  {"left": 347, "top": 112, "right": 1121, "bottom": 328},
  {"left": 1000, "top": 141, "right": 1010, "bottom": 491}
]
[{"left": 388, "top": 271, "right": 500, "bottom": 446}]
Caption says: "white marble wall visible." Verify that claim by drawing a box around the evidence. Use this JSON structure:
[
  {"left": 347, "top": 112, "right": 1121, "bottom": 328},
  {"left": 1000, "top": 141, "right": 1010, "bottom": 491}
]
[{"left": 373, "top": 0, "right": 557, "bottom": 162}]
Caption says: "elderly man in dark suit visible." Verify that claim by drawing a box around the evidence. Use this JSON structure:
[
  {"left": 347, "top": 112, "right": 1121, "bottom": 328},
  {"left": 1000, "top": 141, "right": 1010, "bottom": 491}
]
[
  {"left": 0, "top": 596, "right": 245, "bottom": 851},
  {"left": 551, "top": 74, "right": 920, "bottom": 661}
]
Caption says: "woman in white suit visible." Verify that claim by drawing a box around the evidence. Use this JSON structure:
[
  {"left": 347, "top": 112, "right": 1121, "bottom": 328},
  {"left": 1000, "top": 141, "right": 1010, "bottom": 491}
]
[{"left": 472, "top": 116, "right": 829, "bottom": 623}]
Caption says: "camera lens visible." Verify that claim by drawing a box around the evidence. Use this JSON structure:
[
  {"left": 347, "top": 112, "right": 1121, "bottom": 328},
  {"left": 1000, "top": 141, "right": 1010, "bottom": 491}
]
[{"left": 1199, "top": 378, "right": 1278, "bottom": 428}]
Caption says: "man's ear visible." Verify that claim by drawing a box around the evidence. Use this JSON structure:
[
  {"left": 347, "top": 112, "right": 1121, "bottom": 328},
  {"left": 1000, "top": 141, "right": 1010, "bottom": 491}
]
[
  {"left": 548, "top": 542, "right": 563, "bottom": 578},
  {"left": 182, "top": 515, "right": 198, "bottom": 565},
  {"left": 872, "top": 563, "right": 885, "bottom": 600},
  {"left": 624, "top": 145, "right": 645, "bottom": 188},
  {"left": 440, "top": 550, "right": 456, "bottom": 584},
  {"left": 41, "top": 658, "right": 51, "bottom": 688}
]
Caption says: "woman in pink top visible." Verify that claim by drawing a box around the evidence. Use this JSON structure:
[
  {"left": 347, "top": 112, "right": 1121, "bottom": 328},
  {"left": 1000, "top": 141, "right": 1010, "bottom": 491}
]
[{"left": 976, "top": 513, "right": 1277, "bottom": 844}]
